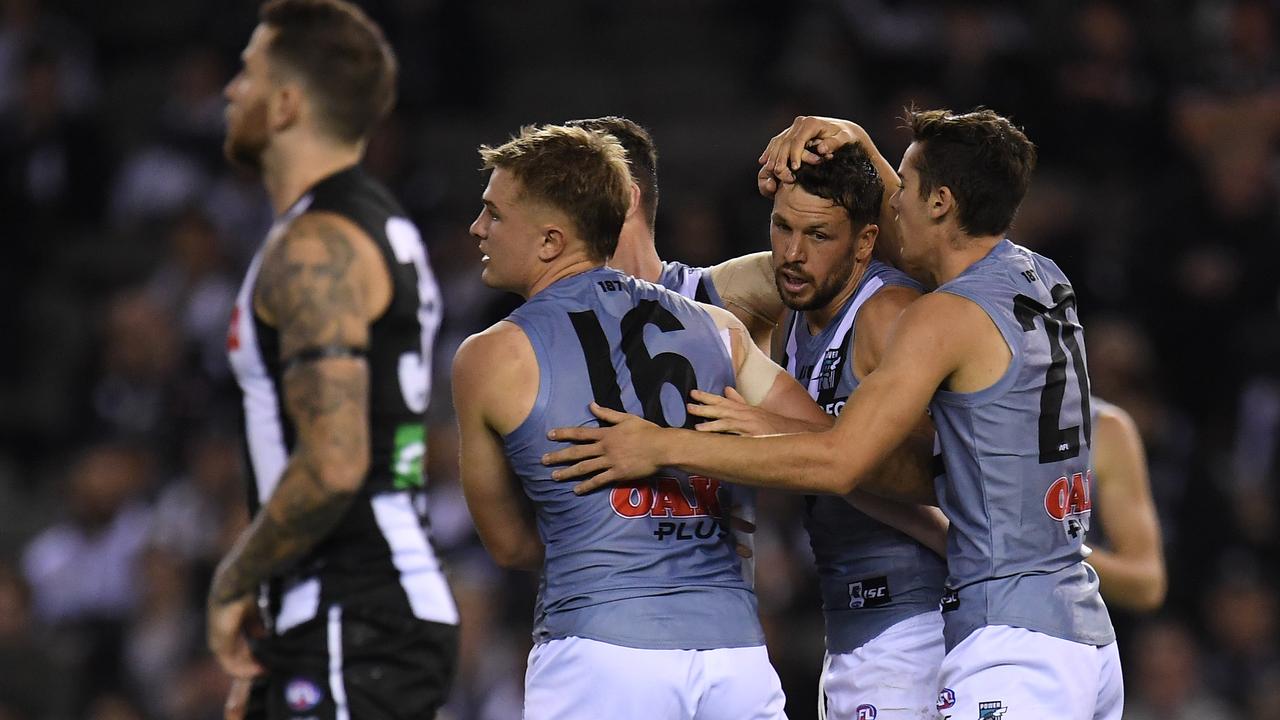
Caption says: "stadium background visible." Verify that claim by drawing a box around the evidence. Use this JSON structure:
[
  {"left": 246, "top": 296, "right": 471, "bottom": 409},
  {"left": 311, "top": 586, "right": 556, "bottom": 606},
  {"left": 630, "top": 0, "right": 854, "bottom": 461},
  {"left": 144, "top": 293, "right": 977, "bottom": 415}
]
[{"left": 1, "top": 0, "right": 1278, "bottom": 717}]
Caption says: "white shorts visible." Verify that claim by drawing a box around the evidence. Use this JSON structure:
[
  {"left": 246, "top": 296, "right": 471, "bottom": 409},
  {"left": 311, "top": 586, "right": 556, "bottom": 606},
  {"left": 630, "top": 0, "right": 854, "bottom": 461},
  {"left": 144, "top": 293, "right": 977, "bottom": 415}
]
[
  {"left": 524, "top": 636, "right": 787, "bottom": 720},
  {"left": 936, "top": 625, "right": 1123, "bottom": 719},
  {"left": 818, "top": 611, "right": 945, "bottom": 719}
]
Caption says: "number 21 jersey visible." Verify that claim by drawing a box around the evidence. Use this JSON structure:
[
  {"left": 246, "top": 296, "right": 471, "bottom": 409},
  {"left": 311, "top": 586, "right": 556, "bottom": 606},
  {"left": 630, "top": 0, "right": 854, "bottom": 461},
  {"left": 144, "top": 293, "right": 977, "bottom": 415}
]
[{"left": 931, "top": 239, "right": 1113, "bottom": 651}]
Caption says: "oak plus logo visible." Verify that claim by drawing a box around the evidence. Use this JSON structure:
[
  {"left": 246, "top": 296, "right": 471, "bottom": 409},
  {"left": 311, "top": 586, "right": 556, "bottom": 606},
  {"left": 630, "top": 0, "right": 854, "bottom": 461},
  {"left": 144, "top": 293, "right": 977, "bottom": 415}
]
[
  {"left": 610, "top": 475, "right": 728, "bottom": 541},
  {"left": 1044, "top": 470, "right": 1093, "bottom": 540}
]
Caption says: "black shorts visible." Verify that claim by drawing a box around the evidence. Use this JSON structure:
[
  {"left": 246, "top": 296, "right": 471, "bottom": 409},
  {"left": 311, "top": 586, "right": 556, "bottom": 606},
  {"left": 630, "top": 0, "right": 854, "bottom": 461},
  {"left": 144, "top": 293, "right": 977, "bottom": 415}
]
[{"left": 246, "top": 605, "right": 458, "bottom": 719}]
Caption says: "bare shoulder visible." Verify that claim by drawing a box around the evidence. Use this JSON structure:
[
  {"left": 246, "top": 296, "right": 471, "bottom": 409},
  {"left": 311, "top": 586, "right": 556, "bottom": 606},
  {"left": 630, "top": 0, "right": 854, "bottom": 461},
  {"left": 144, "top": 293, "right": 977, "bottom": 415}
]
[
  {"left": 856, "top": 285, "right": 922, "bottom": 336},
  {"left": 257, "top": 210, "right": 389, "bottom": 331},
  {"left": 697, "top": 301, "right": 747, "bottom": 333},
  {"left": 453, "top": 321, "right": 535, "bottom": 381},
  {"left": 852, "top": 285, "right": 923, "bottom": 375},
  {"left": 453, "top": 321, "right": 538, "bottom": 433},
  {"left": 1094, "top": 402, "right": 1141, "bottom": 458}
]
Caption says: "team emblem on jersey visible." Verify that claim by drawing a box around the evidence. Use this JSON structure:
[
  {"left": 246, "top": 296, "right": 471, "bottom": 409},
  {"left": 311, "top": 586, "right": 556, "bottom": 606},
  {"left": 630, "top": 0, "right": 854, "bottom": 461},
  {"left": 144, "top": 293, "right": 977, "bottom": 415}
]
[
  {"left": 1044, "top": 470, "right": 1093, "bottom": 539},
  {"left": 937, "top": 687, "right": 956, "bottom": 710},
  {"left": 285, "top": 677, "right": 324, "bottom": 712},
  {"left": 817, "top": 348, "right": 842, "bottom": 391},
  {"left": 978, "top": 700, "right": 1008, "bottom": 718},
  {"left": 856, "top": 704, "right": 877, "bottom": 719},
  {"left": 392, "top": 423, "right": 426, "bottom": 490},
  {"left": 847, "top": 576, "right": 891, "bottom": 609}
]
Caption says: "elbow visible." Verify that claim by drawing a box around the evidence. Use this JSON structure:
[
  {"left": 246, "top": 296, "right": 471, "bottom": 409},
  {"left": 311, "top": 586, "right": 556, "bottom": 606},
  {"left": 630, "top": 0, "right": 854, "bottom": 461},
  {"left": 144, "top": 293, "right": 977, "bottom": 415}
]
[
  {"left": 831, "top": 472, "right": 861, "bottom": 496},
  {"left": 309, "top": 451, "right": 369, "bottom": 496},
  {"left": 1133, "top": 570, "right": 1168, "bottom": 612},
  {"left": 489, "top": 542, "right": 541, "bottom": 572}
]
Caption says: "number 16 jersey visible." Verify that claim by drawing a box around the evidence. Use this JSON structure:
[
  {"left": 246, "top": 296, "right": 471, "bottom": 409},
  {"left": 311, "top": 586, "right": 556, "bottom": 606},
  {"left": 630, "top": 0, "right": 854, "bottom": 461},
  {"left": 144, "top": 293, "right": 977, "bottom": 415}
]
[
  {"left": 931, "top": 239, "right": 1114, "bottom": 651},
  {"left": 503, "top": 267, "right": 763, "bottom": 651}
]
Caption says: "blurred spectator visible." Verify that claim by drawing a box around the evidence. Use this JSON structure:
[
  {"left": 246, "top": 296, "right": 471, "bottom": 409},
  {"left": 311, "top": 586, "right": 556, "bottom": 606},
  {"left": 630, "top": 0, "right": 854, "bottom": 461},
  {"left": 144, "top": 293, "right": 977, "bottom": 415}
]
[
  {"left": 1125, "top": 618, "right": 1234, "bottom": 720},
  {"left": 20, "top": 443, "right": 153, "bottom": 714},
  {"left": 0, "top": 561, "right": 69, "bottom": 719},
  {"left": 143, "top": 208, "right": 238, "bottom": 379}
]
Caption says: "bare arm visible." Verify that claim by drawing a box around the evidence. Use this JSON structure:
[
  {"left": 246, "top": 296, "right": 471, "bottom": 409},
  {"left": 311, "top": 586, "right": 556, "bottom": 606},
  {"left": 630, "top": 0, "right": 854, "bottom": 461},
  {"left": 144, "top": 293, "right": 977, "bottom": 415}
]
[
  {"left": 210, "top": 212, "right": 377, "bottom": 605},
  {"left": 452, "top": 326, "right": 545, "bottom": 571},
  {"left": 708, "top": 252, "right": 785, "bottom": 352},
  {"left": 1087, "top": 403, "right": 1166, "bottom": 612},
  {"left": 546, "top": 292, "right": 974, "bottom": 496}
]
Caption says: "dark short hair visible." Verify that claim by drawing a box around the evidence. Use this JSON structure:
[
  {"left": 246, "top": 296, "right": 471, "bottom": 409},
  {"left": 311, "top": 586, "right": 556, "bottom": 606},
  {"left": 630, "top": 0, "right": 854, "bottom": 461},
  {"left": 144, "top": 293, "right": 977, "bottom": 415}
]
[
  {"left": 792, "top": 143, "right": 883, "bottom": 230},
  {"left": 906, "top": 108, "right": 1037, "bottom": 237},
  {"left": 260, "top": 0, "right": 397, "bottom": 144},
  {"left": 565, "top": 116, "right": 659, "bottom": 230},
  {"left": 479, "top": 125, "right": 632, "bottom": 261}
]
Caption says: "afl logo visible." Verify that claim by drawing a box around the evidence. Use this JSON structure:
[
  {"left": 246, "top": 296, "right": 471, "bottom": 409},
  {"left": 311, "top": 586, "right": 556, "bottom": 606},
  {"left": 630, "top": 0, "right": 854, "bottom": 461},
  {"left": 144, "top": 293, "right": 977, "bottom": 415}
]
[
  {"left": 285, "top": 677, "right": 324, "bottom": 712},
  {"left": 856, "top": 704, "right": 877, "bottom": 719}
]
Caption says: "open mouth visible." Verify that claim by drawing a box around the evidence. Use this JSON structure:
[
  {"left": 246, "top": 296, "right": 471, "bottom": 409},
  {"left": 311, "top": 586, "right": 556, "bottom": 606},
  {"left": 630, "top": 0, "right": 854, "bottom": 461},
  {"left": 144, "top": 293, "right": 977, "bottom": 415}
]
[{"left": 778, "top": 269, "right": 810, "bottom": 294}]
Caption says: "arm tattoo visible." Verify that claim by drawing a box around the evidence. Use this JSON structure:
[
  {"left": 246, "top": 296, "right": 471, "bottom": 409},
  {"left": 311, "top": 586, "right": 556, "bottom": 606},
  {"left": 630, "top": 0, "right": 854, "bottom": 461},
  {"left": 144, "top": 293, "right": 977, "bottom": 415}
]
[
  {"left": 258, "top": 214, "right": 367, "bottom": 358},
  {"left": 211, "top": 216, "right": 372, "bottom": 605}
]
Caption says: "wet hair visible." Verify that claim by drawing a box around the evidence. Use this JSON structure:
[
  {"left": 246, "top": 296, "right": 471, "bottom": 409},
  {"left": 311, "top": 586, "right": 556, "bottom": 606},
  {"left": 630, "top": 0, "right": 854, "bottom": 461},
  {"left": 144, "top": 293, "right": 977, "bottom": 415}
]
[
  {"left": 479, "top": 124, "right": 632, "bottom": 261},
  {"left": 566, "top": 116, "right": 659, "bottom": 230},
  {"left": 260, "top": 0, "right": 397, "bottom": 143},
  {"left": 906, "top": 107, "right": 1037, "bottom": 236}
]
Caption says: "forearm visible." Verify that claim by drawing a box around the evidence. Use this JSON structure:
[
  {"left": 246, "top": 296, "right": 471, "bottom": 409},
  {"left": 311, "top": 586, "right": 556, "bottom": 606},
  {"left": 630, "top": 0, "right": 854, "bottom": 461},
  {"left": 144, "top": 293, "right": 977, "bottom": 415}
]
[
  {"left": 210, "top": 456, "right": 359, "bottom": 603},
  {"left": 847, "top": 492, "right": 948, "bottom": 557},
  {"left": 856, "top": 429, "right": 938, "bottom": 506},
  {"left": 661, "top": 428, "right": 858, "bottom": 493},
  {"left": 1087, "top": 547, "right": 1167, "bottom": 612}
]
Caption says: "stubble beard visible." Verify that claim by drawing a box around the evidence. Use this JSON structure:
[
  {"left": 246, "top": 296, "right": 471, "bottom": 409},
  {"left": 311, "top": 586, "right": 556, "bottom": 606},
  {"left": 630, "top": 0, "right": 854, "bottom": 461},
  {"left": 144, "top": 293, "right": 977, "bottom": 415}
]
[{"left": 223, "top": 100, "right": 269, "bottom": 173}]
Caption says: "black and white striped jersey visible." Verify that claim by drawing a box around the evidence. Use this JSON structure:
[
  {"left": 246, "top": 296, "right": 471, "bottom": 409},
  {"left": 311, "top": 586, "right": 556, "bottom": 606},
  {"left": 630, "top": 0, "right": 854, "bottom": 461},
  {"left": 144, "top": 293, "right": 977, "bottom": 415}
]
[{"left": 227, "top": 165, "right": 458, "bottom": 633}]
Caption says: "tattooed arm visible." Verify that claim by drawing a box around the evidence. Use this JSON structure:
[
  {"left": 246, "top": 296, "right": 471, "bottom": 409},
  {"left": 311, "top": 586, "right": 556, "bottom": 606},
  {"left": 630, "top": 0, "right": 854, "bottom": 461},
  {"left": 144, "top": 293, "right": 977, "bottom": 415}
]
[{"left": 208, "top": 211, "right": 387, "bottom": 677}]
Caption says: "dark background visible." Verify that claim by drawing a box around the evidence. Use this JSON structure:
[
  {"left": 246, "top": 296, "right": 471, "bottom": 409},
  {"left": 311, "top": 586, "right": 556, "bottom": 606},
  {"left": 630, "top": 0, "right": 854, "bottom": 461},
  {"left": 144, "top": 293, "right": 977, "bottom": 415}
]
[{"left": 0, "top": 0, "right": 1278, "bottom": 718}]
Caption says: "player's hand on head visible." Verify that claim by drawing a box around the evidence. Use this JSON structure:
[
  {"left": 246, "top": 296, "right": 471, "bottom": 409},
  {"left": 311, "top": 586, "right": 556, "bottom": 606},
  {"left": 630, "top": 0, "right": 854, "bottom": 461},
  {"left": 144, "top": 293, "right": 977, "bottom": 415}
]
[
  {"left": 543, "top": 403, "right": 664, "bottom": 494},
  {"left": 757, "top": 116, "right": 862, "bottom": 197},
  {"left": 688, "top": 387, "right": 781, "bottom": 436}
]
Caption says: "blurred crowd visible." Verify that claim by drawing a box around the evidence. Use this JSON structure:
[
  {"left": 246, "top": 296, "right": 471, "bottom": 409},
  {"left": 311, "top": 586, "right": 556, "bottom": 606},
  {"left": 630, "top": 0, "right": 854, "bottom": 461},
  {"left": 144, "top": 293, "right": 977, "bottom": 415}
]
[{"left": 0, "top": 0, "right": 1278, "bottom": 718}]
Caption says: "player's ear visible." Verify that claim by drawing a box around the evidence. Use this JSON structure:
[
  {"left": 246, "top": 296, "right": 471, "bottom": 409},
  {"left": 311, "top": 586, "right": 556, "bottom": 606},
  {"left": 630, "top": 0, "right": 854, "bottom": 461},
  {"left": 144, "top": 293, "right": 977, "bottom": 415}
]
[
  {"left": 856, "top": 222, "right": 877, "bottom": 261},
  {"left": 624, "top": 182, "right": 642, "bottom": 221},
  {"left": 269, "top": 81, "right": 303, "bottom": 133},
  {"left": 930, "top": 185, "right": 954, "bottom": 222},
  {"left": 538, "top": 225, "right": 567, "bottom": 262}
]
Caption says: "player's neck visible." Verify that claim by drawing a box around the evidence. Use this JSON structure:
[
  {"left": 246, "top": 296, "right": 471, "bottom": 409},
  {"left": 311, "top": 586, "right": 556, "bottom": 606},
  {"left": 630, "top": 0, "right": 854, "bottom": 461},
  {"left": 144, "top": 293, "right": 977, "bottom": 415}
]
[
  {"left": 805, "top": 262, "right": 869, "bottom": 335},
  {"left": 932, "top": 231, "right": 1004, "bottom": 286},
  {"left": 610, "top": 224, "right": 662, "bottom": 282},
  {"left": 261, "top": 133, "right": 366, "bottom": 215},
  {"left": 524, "top": 256, "right": 606, "bottom": 299}
]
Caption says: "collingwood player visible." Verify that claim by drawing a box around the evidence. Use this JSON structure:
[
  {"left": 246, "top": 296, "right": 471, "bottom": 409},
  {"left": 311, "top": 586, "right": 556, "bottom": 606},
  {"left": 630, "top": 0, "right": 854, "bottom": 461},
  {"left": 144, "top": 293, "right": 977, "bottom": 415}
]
[
  {"left": 453, "top": 124, "right": 828, "bottom": 719},
  {"left": 547, "top": 110, "right": 1123, "bottom": 719},
  {"left": 212, "top": 1, "right": 458, "bottom": 718}
]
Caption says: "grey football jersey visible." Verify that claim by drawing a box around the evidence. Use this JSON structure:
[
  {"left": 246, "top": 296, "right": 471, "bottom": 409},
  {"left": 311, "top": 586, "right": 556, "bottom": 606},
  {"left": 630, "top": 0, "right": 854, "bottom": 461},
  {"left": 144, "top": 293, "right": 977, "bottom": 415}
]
[
  {"left": 656, "top": 259, "right": 723, "bottom": 307},
  {"left": 504, "top": 267, "right": 764, "bottom": 650},
  {"left": 781, "top": 260, "right": 946, "bottom": 652},
  {"left": 931, "top": 240, "right": 1114, "bottom": 650}
]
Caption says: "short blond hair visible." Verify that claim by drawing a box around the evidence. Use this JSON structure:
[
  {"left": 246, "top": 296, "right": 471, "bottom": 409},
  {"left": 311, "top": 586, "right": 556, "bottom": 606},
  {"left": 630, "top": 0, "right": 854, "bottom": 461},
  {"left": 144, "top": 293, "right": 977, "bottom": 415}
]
[{"left": 480, "top": 124, "right": 631, "bottom": 261}]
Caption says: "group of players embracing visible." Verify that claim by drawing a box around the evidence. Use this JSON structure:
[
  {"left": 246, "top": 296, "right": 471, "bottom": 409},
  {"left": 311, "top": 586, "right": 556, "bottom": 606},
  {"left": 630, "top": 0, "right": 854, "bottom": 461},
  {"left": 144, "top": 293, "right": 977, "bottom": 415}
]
[{"left": 209, "top": 1, "right": 1165, "bottom": 719}]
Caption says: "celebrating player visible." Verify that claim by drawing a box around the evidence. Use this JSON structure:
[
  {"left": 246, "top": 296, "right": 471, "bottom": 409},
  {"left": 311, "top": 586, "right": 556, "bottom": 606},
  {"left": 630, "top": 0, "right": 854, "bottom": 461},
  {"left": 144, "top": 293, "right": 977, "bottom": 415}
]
[
  {"left": 453, "top": 123, "right": 829, "bottom": 719},
  {"left": 546, "top": 110, "right": 1123, "bottom": 719}
]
